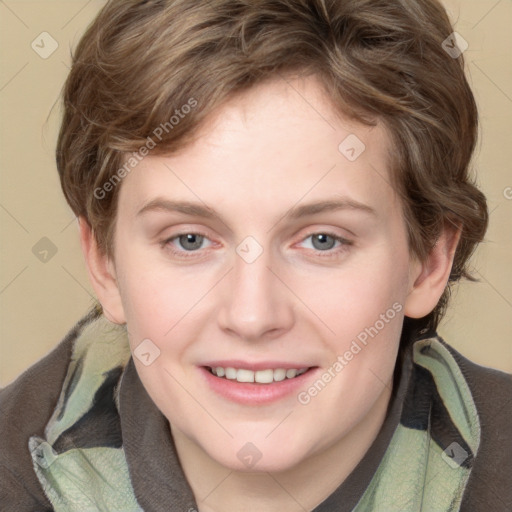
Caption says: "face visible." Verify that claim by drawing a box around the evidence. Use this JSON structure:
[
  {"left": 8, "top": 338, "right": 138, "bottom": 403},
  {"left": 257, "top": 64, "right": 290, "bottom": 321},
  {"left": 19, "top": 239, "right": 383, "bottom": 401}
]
[{"left": 108, "top": 76, "right": 417, "bottom": 472}]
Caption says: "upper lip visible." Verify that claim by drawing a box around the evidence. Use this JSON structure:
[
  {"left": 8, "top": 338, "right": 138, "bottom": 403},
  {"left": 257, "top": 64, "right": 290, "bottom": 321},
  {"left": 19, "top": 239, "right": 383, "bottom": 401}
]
[{"left": 201, "top": 360, "right": 315, "bottom": 371}]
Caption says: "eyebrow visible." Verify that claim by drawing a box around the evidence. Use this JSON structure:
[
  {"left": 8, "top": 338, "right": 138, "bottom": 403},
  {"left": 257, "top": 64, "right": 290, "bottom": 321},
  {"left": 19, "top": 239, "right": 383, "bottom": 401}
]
[{"left": 136, "top": 197, "right": 377, "bottom": 223}]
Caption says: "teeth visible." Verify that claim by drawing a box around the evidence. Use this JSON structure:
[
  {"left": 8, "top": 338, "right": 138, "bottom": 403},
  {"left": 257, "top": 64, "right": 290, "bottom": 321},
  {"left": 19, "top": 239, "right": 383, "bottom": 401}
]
[
  {"left": 237, "top": 369, "right": 255, "bottom": 383},
  {"left": 210, "top": 366, "right": 309, "bottom": 383},
  {"left": 255, "top": 369, "right": 273, "bottom": 384},
  {"left": 225, "top": 367, "right": 237, "bottom": 379},
  {"left": 272, "top": 369, "right": 286, "bottom": 382}
]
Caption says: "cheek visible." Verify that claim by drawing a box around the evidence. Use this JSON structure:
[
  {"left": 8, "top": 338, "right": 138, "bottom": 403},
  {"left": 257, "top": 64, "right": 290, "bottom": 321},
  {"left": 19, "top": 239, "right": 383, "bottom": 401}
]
[
  {"left": 114, "top": 247, "right": 224, "bottom": 364},
  {"left": 301, "top": 243, "right": 409, "bottom": 341},
  {"left": 113, "top": 248, "right": 187, "bottom": 340},
  {"left": 297, "top": 249, "right": 408, "bottom": 428}
]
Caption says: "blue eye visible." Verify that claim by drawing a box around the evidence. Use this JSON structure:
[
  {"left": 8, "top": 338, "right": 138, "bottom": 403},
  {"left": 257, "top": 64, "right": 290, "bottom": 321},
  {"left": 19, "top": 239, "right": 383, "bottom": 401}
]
[
  {"left": 299, "top": 232, "right": 352, "bottom": 256},
  {"left": 175, "top": 233, "right": 206, "bottom": 251},
  {"left": 309, "top": 233, "right": 337, "bottom": 250},
  {"left": 161, "top": 232, "right": 212, "bottom": 258}
]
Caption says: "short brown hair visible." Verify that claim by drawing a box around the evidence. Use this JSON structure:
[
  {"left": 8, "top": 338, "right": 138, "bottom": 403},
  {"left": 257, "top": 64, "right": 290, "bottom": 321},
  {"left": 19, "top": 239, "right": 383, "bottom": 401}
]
[{"left": 56, "top": 0, "right": 488, "bottom": 332}]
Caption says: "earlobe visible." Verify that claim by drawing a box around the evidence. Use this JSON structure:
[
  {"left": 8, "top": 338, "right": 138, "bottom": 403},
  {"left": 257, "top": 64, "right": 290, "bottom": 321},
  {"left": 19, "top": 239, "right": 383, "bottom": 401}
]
[
  {"left": 404, "top": 223, "right": 462, "bottom": 319},
  {"left": 78, "top": 217, "right": 126, "bottom": 324}
]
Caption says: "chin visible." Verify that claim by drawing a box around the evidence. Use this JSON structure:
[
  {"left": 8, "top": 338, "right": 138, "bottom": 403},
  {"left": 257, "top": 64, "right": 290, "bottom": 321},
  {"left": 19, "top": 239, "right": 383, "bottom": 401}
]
[{"left": 206, "top": 438, "right": 311, "bottom": 473}]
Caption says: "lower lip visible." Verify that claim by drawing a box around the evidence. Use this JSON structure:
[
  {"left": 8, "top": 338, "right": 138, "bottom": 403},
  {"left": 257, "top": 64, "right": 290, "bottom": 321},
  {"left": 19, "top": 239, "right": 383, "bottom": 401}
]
[{"left": 199, "top": 366, "right": 319, "bottom": 405}]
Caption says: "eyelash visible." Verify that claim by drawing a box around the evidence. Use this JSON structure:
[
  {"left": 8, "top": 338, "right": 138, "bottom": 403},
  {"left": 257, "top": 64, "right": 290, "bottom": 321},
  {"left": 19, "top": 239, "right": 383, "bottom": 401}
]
[{"left": 160, "top": 231, "right": 353, "bottom": 260}]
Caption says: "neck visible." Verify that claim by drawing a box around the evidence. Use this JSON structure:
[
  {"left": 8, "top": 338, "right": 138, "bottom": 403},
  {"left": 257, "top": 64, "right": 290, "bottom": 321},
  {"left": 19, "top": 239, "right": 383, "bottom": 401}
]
[{"left": 171, "top": 382, "right": 393, "bottom": 512}]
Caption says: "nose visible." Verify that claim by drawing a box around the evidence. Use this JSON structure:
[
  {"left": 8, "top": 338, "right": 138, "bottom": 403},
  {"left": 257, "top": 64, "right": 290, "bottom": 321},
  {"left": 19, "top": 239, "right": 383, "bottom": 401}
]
[{"left": 217, "top": 245, "right": 295, "bottom": 342}]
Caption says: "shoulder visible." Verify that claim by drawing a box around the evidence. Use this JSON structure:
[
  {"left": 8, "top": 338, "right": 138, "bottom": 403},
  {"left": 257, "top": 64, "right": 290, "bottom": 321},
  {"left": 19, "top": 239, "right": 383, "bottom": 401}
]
[
  {"left": 437, "top": 336, "right": 512, "bottom": 510},
  {"left": 0, "top": 308, "right": 100, "bottom": 510}
]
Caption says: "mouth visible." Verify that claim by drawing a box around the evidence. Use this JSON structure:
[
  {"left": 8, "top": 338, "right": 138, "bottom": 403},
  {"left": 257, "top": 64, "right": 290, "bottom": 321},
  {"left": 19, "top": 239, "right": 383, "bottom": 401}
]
[
  {"left": 206, "top": 366, "right": 311, "bottom": 383},
  {"left": 199, "top": 363, "right": 319, "bottom": 405}
]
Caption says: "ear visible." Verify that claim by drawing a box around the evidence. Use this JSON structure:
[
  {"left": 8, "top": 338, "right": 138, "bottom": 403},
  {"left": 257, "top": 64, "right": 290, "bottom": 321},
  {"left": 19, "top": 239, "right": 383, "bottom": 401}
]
[
  {"left": 404, "top": 222, "right": 462, "bottom": 319},
  {"left": 78, "top": 217, "right": 126, "bottom": 324}
]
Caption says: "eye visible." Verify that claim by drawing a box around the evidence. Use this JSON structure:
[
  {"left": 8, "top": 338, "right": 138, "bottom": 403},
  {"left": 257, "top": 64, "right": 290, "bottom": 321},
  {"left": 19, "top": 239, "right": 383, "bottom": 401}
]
[
  {"left": 175, "top": 233, "right": 208, "bottom": 251},
  {"left": 298, "top": 232, "right": 352, "bottom": 255},
  {"left": 161, "top": 232, "right": 212, "bottom": 257}
]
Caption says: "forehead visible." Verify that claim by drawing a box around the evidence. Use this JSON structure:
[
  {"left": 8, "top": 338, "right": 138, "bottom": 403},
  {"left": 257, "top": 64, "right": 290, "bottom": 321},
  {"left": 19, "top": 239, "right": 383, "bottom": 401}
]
[{"left": 118, "top": 75, "right": 400, "bottom": 223}]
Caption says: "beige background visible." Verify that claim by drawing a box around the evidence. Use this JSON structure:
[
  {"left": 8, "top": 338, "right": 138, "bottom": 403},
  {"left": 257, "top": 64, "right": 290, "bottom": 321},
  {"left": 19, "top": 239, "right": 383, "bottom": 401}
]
[{"left": 0, "top": 0, "right": 511, "bottom": 387}]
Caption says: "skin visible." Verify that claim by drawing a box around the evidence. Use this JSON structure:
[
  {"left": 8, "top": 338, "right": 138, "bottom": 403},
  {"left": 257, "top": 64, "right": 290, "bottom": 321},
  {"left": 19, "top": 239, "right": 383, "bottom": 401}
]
[{"left": 80, "top": 75, "right": 460, "bottom": 512}]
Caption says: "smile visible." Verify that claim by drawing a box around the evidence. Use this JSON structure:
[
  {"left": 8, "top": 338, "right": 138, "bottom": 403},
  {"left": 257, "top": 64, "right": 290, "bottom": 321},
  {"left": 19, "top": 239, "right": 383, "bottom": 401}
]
[{"left": 208, "top": 366, "right": 309, "bottom": 383}]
